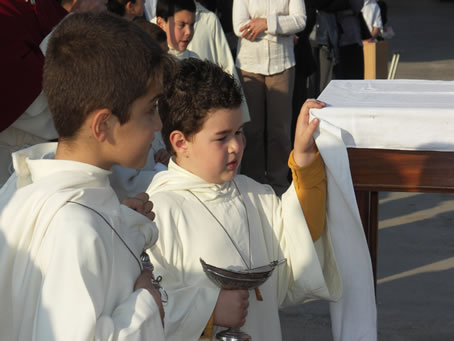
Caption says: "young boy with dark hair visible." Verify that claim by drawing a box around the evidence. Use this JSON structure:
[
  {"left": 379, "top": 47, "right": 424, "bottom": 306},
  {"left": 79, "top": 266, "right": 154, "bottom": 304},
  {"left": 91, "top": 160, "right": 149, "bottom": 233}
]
[
  {"left": 0, "top": 11, "right": 174, "bottom": 340},
  {"left": 146, "top": 58, "right": 342, "bottom": 340},
  {"left": 155, "top": 0, "right": 197, "bottom": 59}
]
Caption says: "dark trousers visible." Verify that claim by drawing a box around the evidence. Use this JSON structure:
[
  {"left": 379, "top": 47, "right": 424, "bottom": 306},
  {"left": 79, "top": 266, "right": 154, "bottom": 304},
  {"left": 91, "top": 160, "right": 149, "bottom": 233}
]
[
  {"left": 334, "top": 43, "right": 364, "bottom": 80},
  {"left": 238, "top": 67, "right": 295, "bottom": 196}
]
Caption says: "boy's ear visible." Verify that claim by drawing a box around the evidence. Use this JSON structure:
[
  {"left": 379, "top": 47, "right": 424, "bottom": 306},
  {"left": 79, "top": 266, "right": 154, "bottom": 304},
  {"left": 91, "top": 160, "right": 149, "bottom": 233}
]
[
  {"left": 125, "top": 0, "right": 138, "bottom": 16},
  {"left": 90, "top": 108, "right": 116, "bottom": 142},
  {"left": 156, "top": 16, "right": 166, "bottom": 30},
  {"left": 125, "top": 1, "right": 134, "bottom": 14},
  {"left": 169, "top": 130, "right": 189, "bottom": 157}
]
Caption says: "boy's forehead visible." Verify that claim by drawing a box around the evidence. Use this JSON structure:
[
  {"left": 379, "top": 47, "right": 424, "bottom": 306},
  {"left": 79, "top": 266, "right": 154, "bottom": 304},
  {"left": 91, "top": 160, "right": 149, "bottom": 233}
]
[
  {"left": 204, "top": 107, "right": 243, "bottom": 128},
  {"left": 173, "top": 10, "right": 195, "bottom": 23}
]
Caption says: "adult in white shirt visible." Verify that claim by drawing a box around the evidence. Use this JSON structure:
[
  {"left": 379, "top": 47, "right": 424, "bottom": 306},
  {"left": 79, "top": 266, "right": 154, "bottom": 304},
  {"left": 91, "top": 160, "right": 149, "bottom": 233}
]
[
  {"left": 233, "top": 0, "right": 307, "bottom": 196},
  {"left": 361, "top": 0, "right": 383, "bottom": 40}
]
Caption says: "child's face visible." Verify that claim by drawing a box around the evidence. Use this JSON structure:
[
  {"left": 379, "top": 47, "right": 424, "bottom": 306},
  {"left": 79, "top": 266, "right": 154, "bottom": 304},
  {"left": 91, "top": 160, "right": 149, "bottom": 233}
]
[
  {"left": 159, "top": 10, "right": 195, "bottom": 52},
  {"left": 125, "top": 0, "right": 145, "bottom": 20},
  {"left": 177, "top": 107, "right": 244, "bottom": 184},
  {"left": 112, "top": 86, "right": 162, "bottom": 169}
]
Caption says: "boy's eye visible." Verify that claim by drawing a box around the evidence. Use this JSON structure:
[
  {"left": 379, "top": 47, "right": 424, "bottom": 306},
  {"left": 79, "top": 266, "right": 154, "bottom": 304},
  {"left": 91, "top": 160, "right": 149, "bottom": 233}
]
[
  {"left": 149, "top": 100, "right": 159, "bottom": 115},
  {"left": 235, "top": 129, "right": 243, "bottom": 136}
]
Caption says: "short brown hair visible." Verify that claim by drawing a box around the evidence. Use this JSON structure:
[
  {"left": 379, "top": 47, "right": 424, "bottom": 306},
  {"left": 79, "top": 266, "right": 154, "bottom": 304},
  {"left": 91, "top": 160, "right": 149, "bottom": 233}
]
[
  {"left": 133, "top": 18, "right": 167, "bottom": 45},
  {"left": 43, "top": 12, "right": 174, "bottom": 139},
  {"left": 160, "top": 58, "right": 243, "bottom": 154}
]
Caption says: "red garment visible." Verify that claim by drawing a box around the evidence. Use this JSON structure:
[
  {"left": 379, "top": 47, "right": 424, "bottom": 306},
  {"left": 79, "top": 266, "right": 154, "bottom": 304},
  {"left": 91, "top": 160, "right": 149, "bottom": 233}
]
[{"left": 0, "top": 0, "right": 67, "bottom": 132}]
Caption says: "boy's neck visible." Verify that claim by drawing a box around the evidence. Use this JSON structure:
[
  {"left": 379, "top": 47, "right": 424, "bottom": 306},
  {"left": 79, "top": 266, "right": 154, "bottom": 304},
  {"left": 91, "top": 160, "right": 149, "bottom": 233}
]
[{"left": 55, "top": 139, "right": 112, "bottom": 170}]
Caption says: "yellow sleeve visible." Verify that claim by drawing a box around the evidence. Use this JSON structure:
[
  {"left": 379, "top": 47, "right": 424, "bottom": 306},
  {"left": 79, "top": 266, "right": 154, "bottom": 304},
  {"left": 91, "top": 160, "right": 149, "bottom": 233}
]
[
  {"left": 200, "top": 313, "right": 214, "bottom": 339},
  {"left": 288, "top": 150, "right": 327, "bottom": 241}
]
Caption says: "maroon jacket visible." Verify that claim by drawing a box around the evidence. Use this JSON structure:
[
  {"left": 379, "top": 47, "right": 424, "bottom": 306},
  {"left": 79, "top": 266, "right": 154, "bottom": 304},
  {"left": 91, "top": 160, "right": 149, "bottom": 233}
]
[{"left": 0, "top": 0, "right": 67, "bottom": 132}]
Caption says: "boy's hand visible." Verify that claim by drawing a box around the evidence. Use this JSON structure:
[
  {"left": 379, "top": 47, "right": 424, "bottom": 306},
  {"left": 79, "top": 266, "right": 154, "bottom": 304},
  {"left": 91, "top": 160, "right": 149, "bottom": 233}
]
[
  {"left": 134, "top": 268, "right": 165, "bottom": 326},
  {"left": 154, "top": 148, "right": 171, "bottom": 166},
  {"left": 122, "top": 192, "right": 155, "bottom": 221},
  {"left": 213, "top": 289, "right": 249, "bottom": 328},
  {"left": 293, "top": 99, "right": 326, "bottom": 168}
]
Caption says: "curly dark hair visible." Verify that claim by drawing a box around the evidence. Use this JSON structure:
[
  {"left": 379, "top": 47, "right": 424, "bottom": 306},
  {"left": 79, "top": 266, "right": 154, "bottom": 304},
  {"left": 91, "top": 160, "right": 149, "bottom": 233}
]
[{"left": 160, "top": 58, "right": 243, "bottom": 154}]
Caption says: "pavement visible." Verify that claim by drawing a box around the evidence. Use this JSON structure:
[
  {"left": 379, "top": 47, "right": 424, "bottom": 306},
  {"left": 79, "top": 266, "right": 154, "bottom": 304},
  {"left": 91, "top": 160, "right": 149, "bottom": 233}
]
[{"left": 279, "top": 0, "right": 454, "bottom": 339}]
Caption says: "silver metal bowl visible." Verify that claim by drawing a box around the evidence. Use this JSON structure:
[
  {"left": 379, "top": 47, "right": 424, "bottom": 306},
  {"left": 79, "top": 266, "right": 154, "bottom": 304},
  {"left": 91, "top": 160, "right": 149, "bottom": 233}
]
[{"left": 200, "top": 258, "right": 286, "bottom": 290}]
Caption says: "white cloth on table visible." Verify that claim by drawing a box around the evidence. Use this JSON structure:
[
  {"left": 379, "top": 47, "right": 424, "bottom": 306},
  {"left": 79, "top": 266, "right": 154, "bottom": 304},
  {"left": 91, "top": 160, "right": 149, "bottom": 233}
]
[
  {"left": 0, "top": 143, "right": 164, "bottom": 341},
  {"left": 305, "top": 78, "right": 454, "bottom": 340},
  {"left": 315, "top": 79, "right": 454, "bottom": 152},
  {"left": 145, "top": 158, "right": 341, "bottom": 341},
  {"left": 312, "top": 119, "right": 377, "bottom": 341}
]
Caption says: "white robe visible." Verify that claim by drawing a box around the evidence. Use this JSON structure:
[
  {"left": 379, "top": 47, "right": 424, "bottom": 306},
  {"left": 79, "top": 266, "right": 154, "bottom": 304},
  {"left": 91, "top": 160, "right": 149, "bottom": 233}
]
[
  {"left": 146, "top": 159, "right": 341, "bottom": 341},
  {"left": 313, "top": 118, "right": 378, "bottom": 341},
  {"left": 0, "top": 143, "right": 165, "bottom": 341}
]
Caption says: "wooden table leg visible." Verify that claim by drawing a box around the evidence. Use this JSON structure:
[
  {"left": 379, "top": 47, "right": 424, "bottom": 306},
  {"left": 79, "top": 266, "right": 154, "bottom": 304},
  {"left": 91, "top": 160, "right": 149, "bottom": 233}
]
[{"left": 355, "top": 190, "right": 379, "bottom": 291}]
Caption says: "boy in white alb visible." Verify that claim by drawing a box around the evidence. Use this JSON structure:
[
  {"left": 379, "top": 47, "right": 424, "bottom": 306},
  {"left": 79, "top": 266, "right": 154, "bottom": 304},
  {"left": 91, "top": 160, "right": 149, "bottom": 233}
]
[
  {"left": 146, "top": 59, "right": 342, "bottom": 340},
  {"left": 0, "top": 12, "right": 174, "bottom": 340},
  {"left": 155, "top": 0, "right": 198, "bottom": 59},
  {"left": 154, "top": 0, "right": 250, "bottom": 122}
]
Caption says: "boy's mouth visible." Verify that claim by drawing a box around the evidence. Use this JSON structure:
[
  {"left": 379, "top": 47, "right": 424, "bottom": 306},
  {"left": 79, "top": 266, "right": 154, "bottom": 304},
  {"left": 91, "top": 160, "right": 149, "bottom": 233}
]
[{"left": 226, "top": 159, "right": 238, "bottom": 170}]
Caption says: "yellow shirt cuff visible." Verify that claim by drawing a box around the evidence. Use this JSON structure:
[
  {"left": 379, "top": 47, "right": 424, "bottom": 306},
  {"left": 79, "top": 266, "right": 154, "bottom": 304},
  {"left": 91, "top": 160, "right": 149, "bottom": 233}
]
[{"left": 288, "top": 150, "right": 327, "bottom": 241}]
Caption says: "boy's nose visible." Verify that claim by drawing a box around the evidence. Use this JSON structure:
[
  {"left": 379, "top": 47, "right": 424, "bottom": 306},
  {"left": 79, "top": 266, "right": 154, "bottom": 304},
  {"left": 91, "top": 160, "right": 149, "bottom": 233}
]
[
  {"left": 185, "top": 26, "right": 194, "bottom": 38},
  {"left": 229, "top": 135, "right": 244, "bottom": 153}
]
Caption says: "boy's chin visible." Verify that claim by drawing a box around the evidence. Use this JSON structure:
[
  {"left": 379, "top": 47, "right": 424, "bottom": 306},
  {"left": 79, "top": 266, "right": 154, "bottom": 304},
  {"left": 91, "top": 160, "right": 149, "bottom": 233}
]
[
  {"left": 124, "top": 159, "right": 147, "bottom": 170},
  {"left": 176, "top": 43, "right": 189, "bottom": 52}
]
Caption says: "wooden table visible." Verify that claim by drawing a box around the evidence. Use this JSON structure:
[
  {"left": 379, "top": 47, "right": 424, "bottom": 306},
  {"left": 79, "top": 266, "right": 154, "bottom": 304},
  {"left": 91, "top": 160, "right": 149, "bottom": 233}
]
[{"left": 347, "top": 148, "right": 454, "bottom": 287}]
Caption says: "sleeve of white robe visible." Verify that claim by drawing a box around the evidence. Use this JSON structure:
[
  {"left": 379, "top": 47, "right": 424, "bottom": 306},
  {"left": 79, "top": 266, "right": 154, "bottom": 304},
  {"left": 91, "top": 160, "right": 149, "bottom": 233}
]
[
  {"left": 33, "top": 208, "right": 165, "bottom": 341},
  {"left": 146, "top": 195, "right": 220, "bottom": 341},
  {"left": 243, "top": 179, "right": 342, "bottom": 308},
  {"left": 280, "top": 184, "right": 342, "bottom": 306},
  {"left": 207, "top": 12, "right": 251, "bottom": 123}
]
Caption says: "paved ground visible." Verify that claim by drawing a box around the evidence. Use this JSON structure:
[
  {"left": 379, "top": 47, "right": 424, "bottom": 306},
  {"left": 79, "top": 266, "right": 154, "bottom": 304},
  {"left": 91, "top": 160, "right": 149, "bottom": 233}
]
[{"left": 280, "top": 0, "right": 454, "bottom": 339}]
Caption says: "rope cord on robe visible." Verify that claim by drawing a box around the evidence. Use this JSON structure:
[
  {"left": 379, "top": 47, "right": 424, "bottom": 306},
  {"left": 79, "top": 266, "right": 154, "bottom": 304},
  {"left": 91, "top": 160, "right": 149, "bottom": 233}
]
[
  {"left": 186, "top": 179, "right": 252, "bottom": 269},
  {"left": 66, "top": 200, "right": 168, "bottom": 303},
  {"left": 186, "top": 181, "right": 264, "bottom": 302}
]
